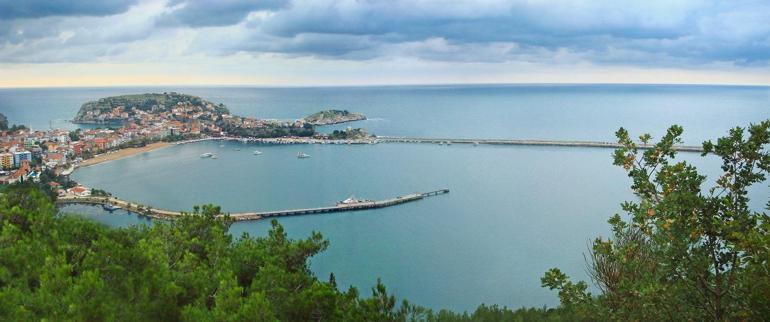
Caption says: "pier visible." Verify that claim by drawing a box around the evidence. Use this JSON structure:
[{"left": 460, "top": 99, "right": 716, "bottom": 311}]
[
  {"left": 176, "top": 135, "right": 704, "bottom": 152},
  {"left": 56, "top": 189, "right": 450, "bottom": 221},
  {"left": 375, "top": 136, "right": 705, "bottom": 152}
]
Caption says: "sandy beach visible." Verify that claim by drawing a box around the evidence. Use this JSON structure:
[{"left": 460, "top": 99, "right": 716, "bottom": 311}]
[{"left": 77, "top": 142, "right": 172, "bottom": 168}]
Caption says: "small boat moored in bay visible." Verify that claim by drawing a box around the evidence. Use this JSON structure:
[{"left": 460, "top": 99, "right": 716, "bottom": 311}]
[
  {"left": 102, "top": 204, "right": 122, "bottom": 212},
  {"left": 297, "top": 152, "right": 311, "bottom": 159},
  {"left": 253, "top": 150, "right": 263, "bottom": 155}
]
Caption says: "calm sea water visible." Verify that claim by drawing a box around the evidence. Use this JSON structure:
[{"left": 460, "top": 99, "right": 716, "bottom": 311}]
[{"left": 3, "top": 84, "right": 769, "bottom": 311}]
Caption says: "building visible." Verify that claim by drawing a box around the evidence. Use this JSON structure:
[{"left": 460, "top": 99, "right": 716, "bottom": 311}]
[
  {"left": 7, "top": 161, "right": 30, "bottom": 184},
  {"left": 12, "top": 151, "right": 32, "bottom": 168},
  {"left": 68, "top": 186, "right": 91, "bottom": 197},
  {"left": 45, "top": 152, "right": 66, "bottom": 166},
  {"left": 0, "top": 153, "right": 13, "bottom": 170},
  {"left": 92, "top": 138, "right": 108, "bottom": 151}
]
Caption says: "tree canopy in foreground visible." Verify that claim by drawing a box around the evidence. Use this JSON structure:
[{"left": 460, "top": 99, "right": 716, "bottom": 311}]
[
  {"left": 1, "top": 120, "right": 768, "bottom": 321},
  {"left": 543, "top": 120, "right": 770, "bottom": 321}
]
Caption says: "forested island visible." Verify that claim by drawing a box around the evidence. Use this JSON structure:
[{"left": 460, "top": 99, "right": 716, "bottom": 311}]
[{"left": 303, "top": 109, "right": 366, "bottom": 125}]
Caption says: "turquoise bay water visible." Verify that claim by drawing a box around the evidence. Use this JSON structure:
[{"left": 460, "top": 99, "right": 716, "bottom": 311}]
[
  {"left": 70, "top": 141, "right": 634, "bottom": 310},
  {"left": 3, "top": 84, "right": 768, "bottom": 311}
]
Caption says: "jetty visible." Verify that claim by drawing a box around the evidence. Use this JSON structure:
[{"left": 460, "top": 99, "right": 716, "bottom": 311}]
[
  {"left": 375, "top": 136, "right": 705, "bottom": 152},
  {"left": 174, "top": 135, "right": 704, "bottom": 152},
  {"left": 56, "top": 189, "right": 450, "bottom": 221}
]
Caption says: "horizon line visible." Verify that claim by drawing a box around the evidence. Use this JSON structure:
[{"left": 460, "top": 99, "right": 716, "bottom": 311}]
[{"left": 1, "top": 81, "right": 769, "bottom": 90}]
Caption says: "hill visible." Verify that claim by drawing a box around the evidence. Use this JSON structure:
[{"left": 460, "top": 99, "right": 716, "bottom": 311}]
[{"left": 73, "top": 93, "right": 229, "bottom": 124}]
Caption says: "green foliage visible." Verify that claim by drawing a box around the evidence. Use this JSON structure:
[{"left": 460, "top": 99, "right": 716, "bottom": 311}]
[
  {"left": 68, "top": 130, "right": 81, "bottom": 142},
  {"left": 1, "top": 185, "right": 570, "bottom": 321},
  {"left": 75, "top": 93, "right": 229, "bottom": 122},
  {"left": 90, "top": 189, "right": 111, "bottom": 197},
  {"left": 219, "top": 122, "right": 315, "bottom": 138},
  {"left": 0, "top": 113, "right": 29, "bottom": 133},
  {"left": 544, "top": 120, "right": 770, "bottom": 321},
  {"left": 303, "top": 110, "right": 366, "bottom": 125},
  {"left": 328, "top": 128, "right": 370, "bottom": 140}
]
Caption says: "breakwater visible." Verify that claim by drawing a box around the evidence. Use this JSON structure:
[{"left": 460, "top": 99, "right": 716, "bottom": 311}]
[
  {"left": 375, "top": 136, "right": 705, "bottom": 152},
  {"left": 56, "top": 189, "right": 450, "bottom": 221},
  {"left": 174, "top": 136, "right": 704, "bottom": 152}
]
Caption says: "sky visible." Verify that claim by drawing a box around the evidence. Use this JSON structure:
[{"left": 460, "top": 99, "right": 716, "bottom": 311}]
[{"left": 1, "top": 0, "right": 770, "bottom": 87}]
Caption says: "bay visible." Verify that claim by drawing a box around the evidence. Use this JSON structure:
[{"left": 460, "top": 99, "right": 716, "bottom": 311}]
[{"left": 4, "top": 84, "right": 768, "bottom": 311}]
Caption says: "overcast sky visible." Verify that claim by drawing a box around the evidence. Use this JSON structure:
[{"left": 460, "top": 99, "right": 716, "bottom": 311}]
[{"left": 1, "top": 0, "right": 770, "bottom": 87}]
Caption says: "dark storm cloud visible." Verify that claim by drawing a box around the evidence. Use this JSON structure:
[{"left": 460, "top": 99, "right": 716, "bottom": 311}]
[{"left": 2, "top": 0, "right": 770, "bottom": 67}]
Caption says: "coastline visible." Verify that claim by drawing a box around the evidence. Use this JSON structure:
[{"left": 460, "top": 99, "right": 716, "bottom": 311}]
[{"left": 77, "top": 142, "right": 172, "bottom": 168}]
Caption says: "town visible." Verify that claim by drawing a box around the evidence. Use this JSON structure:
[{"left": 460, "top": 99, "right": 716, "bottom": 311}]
[{"left": 0, "top": 93, "right": 370, "bottom": 196}]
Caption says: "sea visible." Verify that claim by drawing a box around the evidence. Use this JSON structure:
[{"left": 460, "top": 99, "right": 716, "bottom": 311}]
[{"left": 1, "top": 84, "right": 768, "bottom": 312}]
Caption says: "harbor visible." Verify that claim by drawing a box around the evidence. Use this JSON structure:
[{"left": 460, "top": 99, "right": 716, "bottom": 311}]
[{"left": 56, "top": 189, "right": 450, "bottom": 221}]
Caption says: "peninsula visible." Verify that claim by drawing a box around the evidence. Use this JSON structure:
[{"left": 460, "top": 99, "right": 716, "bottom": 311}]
[{"left": 74, "top": 93, "right": 229, "bottom": 124}]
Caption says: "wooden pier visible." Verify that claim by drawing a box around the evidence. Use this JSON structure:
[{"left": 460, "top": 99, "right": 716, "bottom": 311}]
[
  {"left": 56, "top": 189, "right": 450, "bottom": 222},
  {"left": 375, "top": 136, "right": 705, "bottom": 152}
]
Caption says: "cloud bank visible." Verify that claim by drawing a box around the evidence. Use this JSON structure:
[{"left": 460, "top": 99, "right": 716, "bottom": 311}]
[{"left": 1, "top": 0, "right": 769, "bottom": 85}]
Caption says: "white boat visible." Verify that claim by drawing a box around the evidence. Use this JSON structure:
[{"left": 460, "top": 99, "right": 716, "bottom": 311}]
[
  {"left": 337, "top": 195, "right": 373, "bottom": 206},
  {"left": 200, "top": 153, "right": 214, "bottom": 158},
  {"left": 211, "top": 154, "right": 219, "bottom": 159},
  {"left": 253, "top": 150, "right": 263, "bottom": 155},
  {"left": 102, "top": 204, "right": 122, "bottom": 211},
  {"left": 297, "top": 152, "right": 311, "bottom": 159}
]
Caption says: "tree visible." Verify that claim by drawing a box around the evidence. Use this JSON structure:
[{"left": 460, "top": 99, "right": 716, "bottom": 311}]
[
  {"left": 69, "top": 130, "right": 81, "bottom": 142},
  {"left": 543, "top": 120, "right": 770, "bottom": 321}
]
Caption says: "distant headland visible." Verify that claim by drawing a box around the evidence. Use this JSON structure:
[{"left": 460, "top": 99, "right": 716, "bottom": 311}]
[
  {"left": 73, "top": 93, "right": 229, "bottom": 125},
  {"left": 72, "top": 92, "right": 369, "bottom": 140}
]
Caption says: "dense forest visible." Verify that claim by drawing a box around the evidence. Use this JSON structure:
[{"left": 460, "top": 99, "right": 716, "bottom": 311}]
[{"left": 1, "top": 120, "right": 768, "bottom": 321}]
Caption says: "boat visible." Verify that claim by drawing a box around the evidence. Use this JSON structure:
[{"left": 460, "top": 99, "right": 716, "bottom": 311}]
[
  {"left": 253, "top": 150, "right": 263, "bottom": 155},
  {"left": 473, "top": 141, "right": 479, "bottom": 146},
  {"left": 297, "top": 152, "right": 311, "bottom": 159},
  {"left": 337, "top": 195, "right": 373, "bottom": 206},
  {"left": 102, "top": 204, "right": 122, "bottom": 212},
  {"left": 211, "top": 154, "right": 219, "bottom": 159},
  {"left": 200, "top": 153, "right": 214, "bottom": 158}
]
